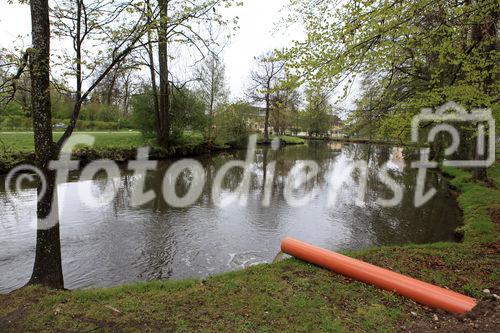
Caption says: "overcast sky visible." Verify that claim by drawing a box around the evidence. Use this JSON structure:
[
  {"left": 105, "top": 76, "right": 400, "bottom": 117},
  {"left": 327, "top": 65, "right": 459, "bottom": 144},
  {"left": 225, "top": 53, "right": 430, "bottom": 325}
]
[{"left": 0, "top": 1, "right": 357, "bottom": 112}]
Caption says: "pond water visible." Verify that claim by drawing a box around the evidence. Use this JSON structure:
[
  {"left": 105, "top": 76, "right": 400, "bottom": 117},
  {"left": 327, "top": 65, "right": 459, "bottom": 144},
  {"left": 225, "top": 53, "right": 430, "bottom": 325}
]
[{"left": 0, "top": 142, "right": 461, "bottom": 293}]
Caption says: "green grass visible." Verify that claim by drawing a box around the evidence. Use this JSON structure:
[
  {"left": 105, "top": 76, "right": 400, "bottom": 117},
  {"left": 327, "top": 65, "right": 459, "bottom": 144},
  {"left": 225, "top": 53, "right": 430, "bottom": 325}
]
[
  {"left": 0, "top": 131, "right": 303, "bottom": 156},
  {"left": 0, "top": 151, "right": 498, "bottom": 332},
  {"left": 257, "top": 134, "right": 306, "bottom": 145},
  {"left": 279, "top": 135, "right": 306, "bottom": 145},
  {"left": 0, "top": 131, "right": 145, "bottom": 152}
]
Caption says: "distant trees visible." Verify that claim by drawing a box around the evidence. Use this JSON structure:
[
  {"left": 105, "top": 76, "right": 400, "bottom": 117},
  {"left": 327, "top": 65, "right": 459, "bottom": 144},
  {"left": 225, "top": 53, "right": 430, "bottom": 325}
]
[
  {"left": 303, "top": 87, "right": 334, "bottom": 137},
  {"left": 92, "top": 59, "right": 140, "bottom": 117},
  {"left": 269, "top": 75, "right": 301, "bottom": 135},
  {"left": 132, "top": 85, "right": 207, "bottom": 139},
  {"left": 213, "top": 101, "right": 253, "bottom": 146},
  {"left": 248, "top": 52, "right": 285, "bottom": 142},
  {"left": 144, "top": 0, "right": 239, "bottom": 147},
  {"left": 285, "top": 0, "right": 498, "bottom": 178},
  {"left": 51, "top": 0, "right": 152, "bottom": 150}
]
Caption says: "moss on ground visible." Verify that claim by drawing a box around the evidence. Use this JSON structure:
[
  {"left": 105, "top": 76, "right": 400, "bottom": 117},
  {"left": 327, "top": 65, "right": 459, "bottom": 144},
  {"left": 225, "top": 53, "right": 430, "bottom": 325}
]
[{"left": 0, "top": 159, "right": 498, "bottom": 332}]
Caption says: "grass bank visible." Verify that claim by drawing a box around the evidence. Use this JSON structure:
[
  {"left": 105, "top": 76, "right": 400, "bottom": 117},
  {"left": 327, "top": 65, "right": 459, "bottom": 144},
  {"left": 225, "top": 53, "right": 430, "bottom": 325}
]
[
  {"left": 0, "top": 131, "right": 150, "bottom": 173},
  {"left": 0, "top": 132, "right": 306, "bottom": 174},
  {"left": 257, "top": 134, "right": 306, "bottom": 145},
  {"left": 297, "top": 135, "right": 419, "bottom": 147},
  {"left": 0, "top": 161, "right": 498, "bottom": 332},
  {"left": 0, "top": 131, "right": 145, "bottom": 152}
]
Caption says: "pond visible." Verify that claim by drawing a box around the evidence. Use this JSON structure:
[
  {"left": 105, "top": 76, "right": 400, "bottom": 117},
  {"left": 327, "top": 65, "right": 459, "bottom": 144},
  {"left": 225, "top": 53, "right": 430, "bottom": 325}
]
[{"left": 0, "top": 142, "right": 461, "bottom": 293}]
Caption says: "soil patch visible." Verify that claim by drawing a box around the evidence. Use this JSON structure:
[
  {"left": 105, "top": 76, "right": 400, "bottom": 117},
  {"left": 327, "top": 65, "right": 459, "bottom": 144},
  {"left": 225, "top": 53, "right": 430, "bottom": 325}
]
[{"left": 401, "top": 292, "right": 500, "bottom": 333}]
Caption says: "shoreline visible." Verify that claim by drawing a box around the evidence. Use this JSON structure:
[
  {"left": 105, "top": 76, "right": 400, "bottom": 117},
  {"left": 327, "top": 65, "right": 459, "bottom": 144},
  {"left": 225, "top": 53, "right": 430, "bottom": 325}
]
[
  {"left": 0, "top": 158, "right": 498, "bottom": 331},
  {"left": 0, "top": 133, "right": 426, "bottom": 175},
  {"left": 0, "top": 134, "right": 308, "bottom": 175}
]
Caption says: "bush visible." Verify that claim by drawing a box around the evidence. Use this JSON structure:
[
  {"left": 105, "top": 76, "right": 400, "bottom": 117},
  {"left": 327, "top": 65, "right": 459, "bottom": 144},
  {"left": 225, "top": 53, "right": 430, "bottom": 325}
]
[
  {"left": 171, "top": 89, "right": 208, "bottom": 135},
  {"left": 117, "top": 116, "right": 134, "bottom": 129},
  {"left": 0, "top": 115, "right": 32, "bottom": 130},
  {"left": 131, "top": 89, "right": 157, "bottom": 136},
  {"left": 1, "top": 101, "right": 25, "bottom": 116},
  {"left": 81, "top": 102, "right": 120, "bottom": 122},
  {"left": 76, "top": 120, "right": 120, "bottom": 131},
  {"left": 131, "top": 86, "right": 209, "bottom": 138},
  {"left": 213, "top": 102, "right": 251, "bottom": 147}
]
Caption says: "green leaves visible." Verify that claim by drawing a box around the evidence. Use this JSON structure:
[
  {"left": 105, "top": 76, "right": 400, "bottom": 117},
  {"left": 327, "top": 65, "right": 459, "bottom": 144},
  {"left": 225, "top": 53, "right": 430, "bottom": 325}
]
[{"left": 284, "top": 0, "right": 498, "bottom": 140}]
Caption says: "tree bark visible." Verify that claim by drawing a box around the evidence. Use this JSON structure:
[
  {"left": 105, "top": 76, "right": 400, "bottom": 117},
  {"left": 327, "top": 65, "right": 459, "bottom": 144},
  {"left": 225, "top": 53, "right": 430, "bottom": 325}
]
[
  {"left": 28, "top": 0, "right": 64, "bottom": 289},
  {"left": 157, "top": 0, "right": 171, "bottom": 146},
  {"left": 145, "top": 0, "right": 160, "bottom": 135},
  {"left": 264, "top": 90, "right": 270, "bottom": 142}
]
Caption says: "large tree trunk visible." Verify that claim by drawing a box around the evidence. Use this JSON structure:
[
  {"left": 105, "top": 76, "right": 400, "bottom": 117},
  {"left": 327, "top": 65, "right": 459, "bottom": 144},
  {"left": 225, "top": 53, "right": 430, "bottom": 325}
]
[
  {"left": 157, "top": 0, "right": 171, "bottom": 146},
  {"left": 28, "top": 0, "right": 64, "bottom": 289},
  {"left": 29, "top": 172, "right": 64, "bottom": 289}
]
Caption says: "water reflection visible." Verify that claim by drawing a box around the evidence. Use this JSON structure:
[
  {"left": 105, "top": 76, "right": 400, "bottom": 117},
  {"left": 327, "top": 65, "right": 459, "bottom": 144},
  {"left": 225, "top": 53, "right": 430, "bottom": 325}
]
[{"left": 0, "top": 142, "right": 461, "bottom": 293}]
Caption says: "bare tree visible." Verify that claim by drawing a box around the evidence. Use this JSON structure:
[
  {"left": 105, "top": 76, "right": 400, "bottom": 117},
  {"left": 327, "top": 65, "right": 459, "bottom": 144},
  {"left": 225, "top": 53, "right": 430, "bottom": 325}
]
[
  {"left": 156, "top": 0, "right": 170, "bottom": 145},
  {"left": 51, "top": 0, "right": 154, "bottom": 150},
  {"left": 93, "top": 58, "right": 140, "bottom": 115},
  {"left": 0, "top": 48, "right": 30, "bottom": 109},
  {"left": 196, "top": 53, "right": 228, "bottom": 143},
  {"left": 146, "top": 0, "right": 238, "bottom": 146},
  {"left": 247, "top": 52, "right": 285, "bottom": 142}
]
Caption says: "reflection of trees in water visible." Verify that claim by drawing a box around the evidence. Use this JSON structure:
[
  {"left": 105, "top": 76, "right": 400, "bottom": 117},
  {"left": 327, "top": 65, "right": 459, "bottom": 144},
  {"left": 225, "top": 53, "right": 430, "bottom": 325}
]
[
  {"left": 1, "top": 141, "right": 461, "bottom": 290},
  {"left": 29, "top": 171, "right": 64, "bottom": 289},
  {"left": 120, "top": 164, "right": 177, "bottom": 280},
  {"left": 338, "top": 144, "right": 460, "bottom": 247}
]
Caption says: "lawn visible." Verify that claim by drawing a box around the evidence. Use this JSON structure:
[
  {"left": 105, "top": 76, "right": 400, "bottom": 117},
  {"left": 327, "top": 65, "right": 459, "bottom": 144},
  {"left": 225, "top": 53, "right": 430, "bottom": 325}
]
[
  {"left": 0, "top": 131, "right": 145, "bottom": 152},
  {"left": 257, "top": 134, "right": 306, "bottom": 145},
  {"left": 0, "top": 162, "right": 498, "bottom": 332},
  {"left": 0, "top": 131, "right": 209, "bottom": 173}
]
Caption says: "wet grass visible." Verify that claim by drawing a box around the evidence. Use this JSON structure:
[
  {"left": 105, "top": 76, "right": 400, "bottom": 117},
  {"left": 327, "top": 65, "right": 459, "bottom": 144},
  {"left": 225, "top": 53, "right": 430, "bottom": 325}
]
[{"left": 0, "top": 159, "right": 498, "bottom": 332}]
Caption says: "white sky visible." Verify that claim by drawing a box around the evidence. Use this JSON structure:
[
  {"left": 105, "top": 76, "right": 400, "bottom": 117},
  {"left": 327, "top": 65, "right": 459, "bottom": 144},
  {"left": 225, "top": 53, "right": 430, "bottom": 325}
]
[
  {"left": 222, "top": 0, "right": 301, "bottom": 99},
  {"left": 0, "top": 1, "right": 358, "bottom": 113}
]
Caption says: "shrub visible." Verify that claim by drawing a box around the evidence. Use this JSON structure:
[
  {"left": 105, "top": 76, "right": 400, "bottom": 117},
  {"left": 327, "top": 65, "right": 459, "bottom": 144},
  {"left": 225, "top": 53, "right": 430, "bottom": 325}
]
[
  {"left": 131, "top": 86, "right": 209, "bottom": 138},
  {"left": 213, "top": 102, "right": 251, "bottom": 147},
  {"left": 0, "top": 115, "right": 32, "bottom": 130}
]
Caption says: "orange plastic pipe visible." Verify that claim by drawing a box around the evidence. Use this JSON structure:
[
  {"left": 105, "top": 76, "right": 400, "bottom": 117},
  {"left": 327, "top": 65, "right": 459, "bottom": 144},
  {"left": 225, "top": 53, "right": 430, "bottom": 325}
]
[{"left": 281, "top": 237, "right": 476, "bottom": 314}]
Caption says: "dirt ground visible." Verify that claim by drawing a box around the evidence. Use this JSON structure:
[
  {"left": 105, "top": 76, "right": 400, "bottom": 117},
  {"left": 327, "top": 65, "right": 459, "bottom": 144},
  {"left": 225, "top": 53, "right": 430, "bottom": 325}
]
[{"left": 400, "top": 288, "right": 500, "bottom": 333}]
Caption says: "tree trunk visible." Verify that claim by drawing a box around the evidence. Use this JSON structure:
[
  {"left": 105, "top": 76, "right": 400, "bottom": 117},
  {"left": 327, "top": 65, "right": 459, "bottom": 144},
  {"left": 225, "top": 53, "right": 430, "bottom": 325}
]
[
  {"left": 29, "top": 172, "right": 64, "bottom": 289},
  {"left": 122, "top": 73, "right": 132, "bottom": 116},
  {"left": 146, "top": 37, "right": 160, "bottom": 133},
  {"left": 264, "top": 92, "right": 270, "bottom": 142},
  {"left": 470, "top": 1, "right": 497, "bottom": 181},
  {"left": 106, "top": 68, "right": 119, "bottom": 106},
  {"left": 28, "top": 0, "right": 64, "bottom": 289},
  {"left": 207, "top": 69, "right": 215, "bottom": 144},
  {"left": 157, "top": 0, "right": 171, "bottom": 146}
]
